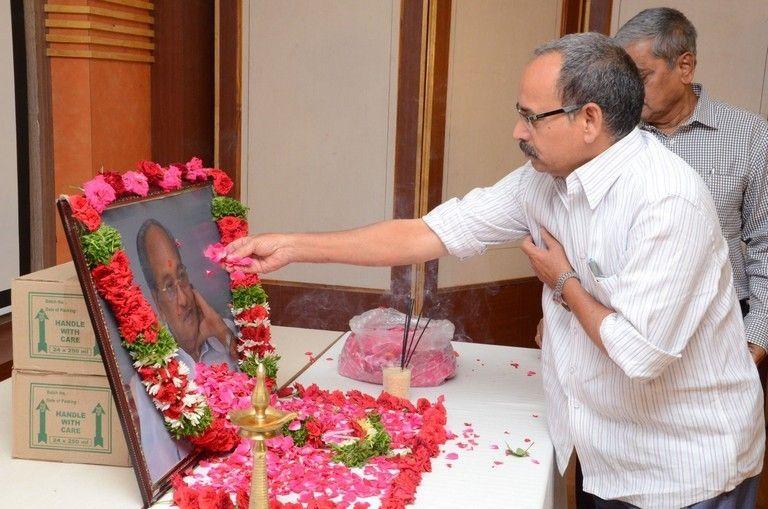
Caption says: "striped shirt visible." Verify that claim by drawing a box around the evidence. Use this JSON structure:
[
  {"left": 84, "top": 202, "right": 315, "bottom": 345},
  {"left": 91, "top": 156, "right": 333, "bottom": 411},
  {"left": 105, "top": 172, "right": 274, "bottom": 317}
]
[
  {"left": 423, "top": 128, "right": 765, "bottom": 508},
  {"left": 640, "top": 84, "right": 768, "bottom": 351}
]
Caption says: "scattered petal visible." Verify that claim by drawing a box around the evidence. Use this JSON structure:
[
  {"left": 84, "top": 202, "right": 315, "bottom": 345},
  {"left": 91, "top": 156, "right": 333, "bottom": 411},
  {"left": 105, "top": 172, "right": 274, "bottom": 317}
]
[
  {"left": 445, "top": 452, "right": 459, "bottom": 460},
  {"left": 526, "top": 370, "right": 536, "bottom": 376}
]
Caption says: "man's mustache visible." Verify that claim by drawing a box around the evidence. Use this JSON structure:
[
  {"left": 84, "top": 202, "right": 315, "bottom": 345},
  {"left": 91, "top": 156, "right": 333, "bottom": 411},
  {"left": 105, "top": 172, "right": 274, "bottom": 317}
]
[{"left": 519, "top": 140, "right": 538, "bottom": 159}]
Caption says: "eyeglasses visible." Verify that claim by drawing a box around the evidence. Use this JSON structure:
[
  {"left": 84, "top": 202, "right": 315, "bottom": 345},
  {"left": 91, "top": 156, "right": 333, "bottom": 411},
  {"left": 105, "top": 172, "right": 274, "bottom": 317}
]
[
  {"left": 516, "top": 103, "right": 584, "bottom": 126},
  {"left": 157, "top": 268, "right": 191, "bottom": 301}
]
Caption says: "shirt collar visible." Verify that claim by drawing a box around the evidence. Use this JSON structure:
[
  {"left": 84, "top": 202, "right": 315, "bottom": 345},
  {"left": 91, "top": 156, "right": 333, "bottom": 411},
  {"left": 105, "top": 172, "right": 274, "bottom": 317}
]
[
  {"left": 685, "top": 83, "right": 718, "bottom": 129},
  {"left": 565, "top": 128, "right": 644, "bottom": 210},
  {"left": 640, "top": 83, "right": 719, "bottom": 133}
]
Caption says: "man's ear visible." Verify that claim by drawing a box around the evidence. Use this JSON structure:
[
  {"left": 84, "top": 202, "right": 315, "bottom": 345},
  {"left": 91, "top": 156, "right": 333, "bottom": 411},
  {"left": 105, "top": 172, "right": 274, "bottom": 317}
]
[
  {"left": 677, "top": 51, "right": 696, "bottom": 85},
  {"left": 581, "top": 102, "right": 603, "bottom": 144}
]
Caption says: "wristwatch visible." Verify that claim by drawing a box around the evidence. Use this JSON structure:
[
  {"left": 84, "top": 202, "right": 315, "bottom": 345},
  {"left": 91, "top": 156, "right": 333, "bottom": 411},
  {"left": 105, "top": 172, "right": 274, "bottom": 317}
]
[{"left": 552, "top": 270, "right": 580, "bottom": 311}]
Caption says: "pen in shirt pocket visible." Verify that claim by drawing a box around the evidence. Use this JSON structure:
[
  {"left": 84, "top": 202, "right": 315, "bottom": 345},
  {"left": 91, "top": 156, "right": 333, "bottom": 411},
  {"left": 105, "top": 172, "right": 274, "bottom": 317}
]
[{"left": 588, "top": 258, "right": 604, "bottom": 278}]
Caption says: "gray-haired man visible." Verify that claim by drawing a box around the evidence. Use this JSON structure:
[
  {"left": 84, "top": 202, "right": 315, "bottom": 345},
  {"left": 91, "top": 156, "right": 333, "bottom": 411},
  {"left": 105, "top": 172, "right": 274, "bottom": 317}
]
[{"left": 615, "top": 7, "right": 768, "bottom": 365}]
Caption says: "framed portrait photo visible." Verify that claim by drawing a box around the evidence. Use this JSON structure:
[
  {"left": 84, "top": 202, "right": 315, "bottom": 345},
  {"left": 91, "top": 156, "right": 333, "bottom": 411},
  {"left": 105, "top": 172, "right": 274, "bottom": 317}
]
[{"left": 57, "top": 179, "right": 267, "bottom": 507}]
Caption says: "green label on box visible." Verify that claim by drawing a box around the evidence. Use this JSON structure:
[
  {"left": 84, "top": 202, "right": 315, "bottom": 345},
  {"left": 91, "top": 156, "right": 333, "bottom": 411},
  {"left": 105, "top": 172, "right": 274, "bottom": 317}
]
[
  {"left": 27, "top": 292, "right": 101, "bottom": 363},
  {"left": 28, "top": 382, "right": 113, "bottom": 453}
]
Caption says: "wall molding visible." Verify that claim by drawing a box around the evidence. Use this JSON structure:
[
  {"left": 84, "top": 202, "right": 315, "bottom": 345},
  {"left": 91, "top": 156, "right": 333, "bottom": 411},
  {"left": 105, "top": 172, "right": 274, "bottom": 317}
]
[{"left": 44, "top": 0, "right": 155, "bottom": 63}]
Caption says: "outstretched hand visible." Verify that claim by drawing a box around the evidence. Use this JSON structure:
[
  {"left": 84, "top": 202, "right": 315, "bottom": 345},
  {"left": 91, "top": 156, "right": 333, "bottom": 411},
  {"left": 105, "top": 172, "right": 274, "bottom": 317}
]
[
  {"left": 520, "top": 227, "right": 574, "bottom": 289},
  {"left": 193, "top": 289, "right": 237, "bottom": 359},
  {"left": 225, "top": 234, "right": 292, "bottom": 274}
]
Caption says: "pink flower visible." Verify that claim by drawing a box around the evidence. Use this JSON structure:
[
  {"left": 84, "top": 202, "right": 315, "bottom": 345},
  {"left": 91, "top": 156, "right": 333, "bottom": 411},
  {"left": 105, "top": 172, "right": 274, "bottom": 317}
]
[
  {"left": 83, "top": 175, "right": 116, "bottom": 213},
  {"left": 185, "top": 157, "right": 208, "bottom": 181},
  {"left": 158, "top": 164, "right": 182, "bottom": 191},
  {"left": 204, "top": 243, "right": 228, "bottom": 263},
  {"left": 122, "top": 171, "right": 149, "bottom": 197}
]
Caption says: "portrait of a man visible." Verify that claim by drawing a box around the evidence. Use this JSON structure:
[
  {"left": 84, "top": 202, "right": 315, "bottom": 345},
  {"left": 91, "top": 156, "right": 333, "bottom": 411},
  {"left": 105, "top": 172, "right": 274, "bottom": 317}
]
[{"left": 94, "top": 186, "right": 238, "bottom": 483}]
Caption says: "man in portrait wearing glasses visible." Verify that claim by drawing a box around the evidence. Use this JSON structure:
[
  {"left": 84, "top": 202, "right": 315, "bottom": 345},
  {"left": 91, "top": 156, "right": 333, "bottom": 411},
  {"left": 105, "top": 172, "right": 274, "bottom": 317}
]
[
  {"left": 225, "top": 32, "right": 764, "bottom": 508},
  {"left": 129, "top": 218, "right": 238, "bottom": 481},
  {"left": 136, "top": 218, "right": 237, "bottom": 368}
]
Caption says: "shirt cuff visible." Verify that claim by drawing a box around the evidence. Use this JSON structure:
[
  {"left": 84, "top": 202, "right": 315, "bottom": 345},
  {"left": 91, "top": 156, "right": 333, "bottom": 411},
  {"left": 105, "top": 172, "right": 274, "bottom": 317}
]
[
  {"left": 745, "top": 311, "right": 768, "bottom": 351},
  {"left": 422, "top": 198, "right": 487, "bottom": 260},
  {"left": 599, "top": 313, "right": 681, "bottom": 382}
]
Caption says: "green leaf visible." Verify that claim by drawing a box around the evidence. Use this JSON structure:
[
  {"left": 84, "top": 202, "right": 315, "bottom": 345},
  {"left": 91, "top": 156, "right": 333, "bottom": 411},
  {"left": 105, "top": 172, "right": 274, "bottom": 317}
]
[
  {"left": 329, "top": 412, "right": 391, "bottom": 468},
  {"left": 211, "top": 196, "right": 249, "bottom": 220},
  {"left": 232, "top": 285, "right": 268, "bottom": 309},
  {"left": 281, "top": 418, "right": 309, "bottom": 447},
  {"left": 505, "top": 441, "right": 533, "bottom": 457},
  {"left": 124, "top": 327, "right": 177, "bottom": 367},
  {"left": 80, "top": 225, "right": 122, "bottom": 268},
  {"left": 240, "top": 353, "right": 281, "bottom": 379}
]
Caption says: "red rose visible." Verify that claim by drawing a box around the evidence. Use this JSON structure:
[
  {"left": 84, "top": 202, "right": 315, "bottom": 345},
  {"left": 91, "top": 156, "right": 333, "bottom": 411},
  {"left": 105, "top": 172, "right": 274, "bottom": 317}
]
[
  {"left": 236, "top": 304, "right": 268, "bottom": 324},
  {"left": 138, "top": 365, "right": 157, "bottom": 381},
  {"left": 240, "top": 324, "right": 271, "bottom": 345},
  {"left": 165, "top": 401, "right": 184, "bottom": 420},
  {"left": 208, "top": 169, "right": 233, "bottom": 195},
  {"left": 236, "top": 489, "right": 250, "bottom": 509},
  {"left": 216, "top": 216, "right": 248, "bottom": 244},
  {"left": 252, "top": 342, "right": 276, "bottom": 357},
  {"left": 69, "top": 195, "right": 101, "bottom": 231},
  {"left": 137, "top": 160, "right": 164, "bottom": 185},
  {"left": 230, "top": 272, "right": 261, "bottom": 289},
  {"left": 196, "top": 486, "right": 233, "bottom": 509},
  {"left": 172, "top": 476, "right": 199, "bottom": 509},
  {"left": 91, "top": 251, "right": 133, "bottom": 294},
  {"left": 189, "top": 417, "right": 239, "bottom": 453},
  {"left": 155, "top": 382, "right": 183, "bottom": 404},
  {"left": 101, "top": 171, "right": 128, "bottom": 197},
  {"left": 113, "top": 286, "right": 158, "bottom": 343}
]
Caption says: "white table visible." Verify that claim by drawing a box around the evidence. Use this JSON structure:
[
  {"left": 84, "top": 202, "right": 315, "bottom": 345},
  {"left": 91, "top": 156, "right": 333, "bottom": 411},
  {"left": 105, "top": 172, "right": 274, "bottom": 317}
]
[
  {"left": 0, "top": 326, "right": 344, "bottom": 509},
  {"left": 288, "top": 335, "right": 560, "bottom": 509}
]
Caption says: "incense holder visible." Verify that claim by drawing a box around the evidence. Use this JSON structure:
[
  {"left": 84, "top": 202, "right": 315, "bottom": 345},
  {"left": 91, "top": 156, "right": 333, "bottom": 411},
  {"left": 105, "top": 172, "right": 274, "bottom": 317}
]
[{"left": 382, "top": 366, "right": 412, "bottom": 400}]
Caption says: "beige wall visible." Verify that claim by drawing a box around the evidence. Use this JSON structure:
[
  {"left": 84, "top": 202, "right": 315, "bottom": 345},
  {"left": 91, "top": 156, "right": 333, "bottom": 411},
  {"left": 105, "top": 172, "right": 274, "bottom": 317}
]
[
  {"left": 437, "top": 0, "right": 562, "bottom": 288},
  {"left": 611, "top": 0, "right": 768, "bottom": 117},
  {"left": 0, "top": 0, "right": 19, "bottom": 307},
  {"left": 241, "top": 0, "right": 400, "bottom": 289}
]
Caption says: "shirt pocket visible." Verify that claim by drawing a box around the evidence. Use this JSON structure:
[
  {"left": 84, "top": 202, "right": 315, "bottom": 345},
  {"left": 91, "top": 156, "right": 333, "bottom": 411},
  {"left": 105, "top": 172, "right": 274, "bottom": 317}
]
[{"left": 703, "top": 166, "right": 744, "bottom": 219}]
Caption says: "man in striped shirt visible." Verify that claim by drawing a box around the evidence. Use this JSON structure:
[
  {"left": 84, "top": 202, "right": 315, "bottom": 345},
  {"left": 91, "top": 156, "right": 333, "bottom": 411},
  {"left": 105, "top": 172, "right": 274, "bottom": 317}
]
[
  {"left": 227, "top": 33, "right": 764, "bottom": 508},
  {"left": 615, "top": 7, "right": 768, "bottom": 366}
]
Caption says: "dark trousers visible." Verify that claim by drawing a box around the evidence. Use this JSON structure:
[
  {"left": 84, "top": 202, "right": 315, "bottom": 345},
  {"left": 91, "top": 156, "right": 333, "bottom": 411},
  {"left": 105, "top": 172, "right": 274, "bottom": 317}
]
[
  {"left": 590, "top": 475, "right": 760, "bottom": 508},
  {"left": 575, "top": 299, "right": 754, "bottom": 509}
]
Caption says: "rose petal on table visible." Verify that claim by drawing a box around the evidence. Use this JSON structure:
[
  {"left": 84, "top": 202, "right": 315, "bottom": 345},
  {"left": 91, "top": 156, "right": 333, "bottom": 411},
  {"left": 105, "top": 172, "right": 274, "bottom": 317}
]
[
  {"left": 445, "top": 452, "right": 459, "bottom": 460},
  {"left": 526, "top": 370, "right": 536, "bottom": 376},
  {"left": 531, "top": 458, "right": 540, "bottom": 464}
]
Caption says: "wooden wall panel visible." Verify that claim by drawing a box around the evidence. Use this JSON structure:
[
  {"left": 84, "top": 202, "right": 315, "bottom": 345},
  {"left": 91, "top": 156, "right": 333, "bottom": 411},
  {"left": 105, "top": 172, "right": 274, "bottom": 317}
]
[
  {"left": 46, "top": 0, "right": 154, "bottom": 263},
  {"left": 151, "top": 0, "right": 214, "bottom": 167}
]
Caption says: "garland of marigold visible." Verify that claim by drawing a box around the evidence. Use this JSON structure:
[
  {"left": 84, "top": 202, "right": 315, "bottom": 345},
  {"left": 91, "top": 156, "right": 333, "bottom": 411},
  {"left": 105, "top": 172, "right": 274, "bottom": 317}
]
[{"left": 66, "top": 157, "right": 277, "bottom": 451}]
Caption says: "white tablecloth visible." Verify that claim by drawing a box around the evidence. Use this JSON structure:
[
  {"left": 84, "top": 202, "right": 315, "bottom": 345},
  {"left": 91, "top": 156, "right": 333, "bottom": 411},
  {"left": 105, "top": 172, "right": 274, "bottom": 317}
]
[{"left": 287, "top": 335, "right": 559, "bottom": 509}]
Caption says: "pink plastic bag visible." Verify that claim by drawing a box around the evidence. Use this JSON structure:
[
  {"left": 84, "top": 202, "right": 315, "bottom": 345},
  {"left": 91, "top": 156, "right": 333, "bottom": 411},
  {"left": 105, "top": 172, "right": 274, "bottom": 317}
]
[{"left": 338, "top": 308, "right": 457, "bottom": 387}]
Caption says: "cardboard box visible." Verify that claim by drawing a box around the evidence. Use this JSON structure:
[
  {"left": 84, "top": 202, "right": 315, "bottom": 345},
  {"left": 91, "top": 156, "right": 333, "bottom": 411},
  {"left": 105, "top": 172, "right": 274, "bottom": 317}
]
[
  {"left": 12, "top": 262, "right": 105, "bottom": 376},
  {"left": 12, "top": 369, "right": 131, "bottom": 466}
]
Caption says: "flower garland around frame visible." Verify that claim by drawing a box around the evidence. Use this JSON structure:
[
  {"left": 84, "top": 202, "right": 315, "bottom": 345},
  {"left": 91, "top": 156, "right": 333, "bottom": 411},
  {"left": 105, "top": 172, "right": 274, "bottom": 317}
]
[{"left": 66, "top": 157, "right": 277, "bottom": 450}]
